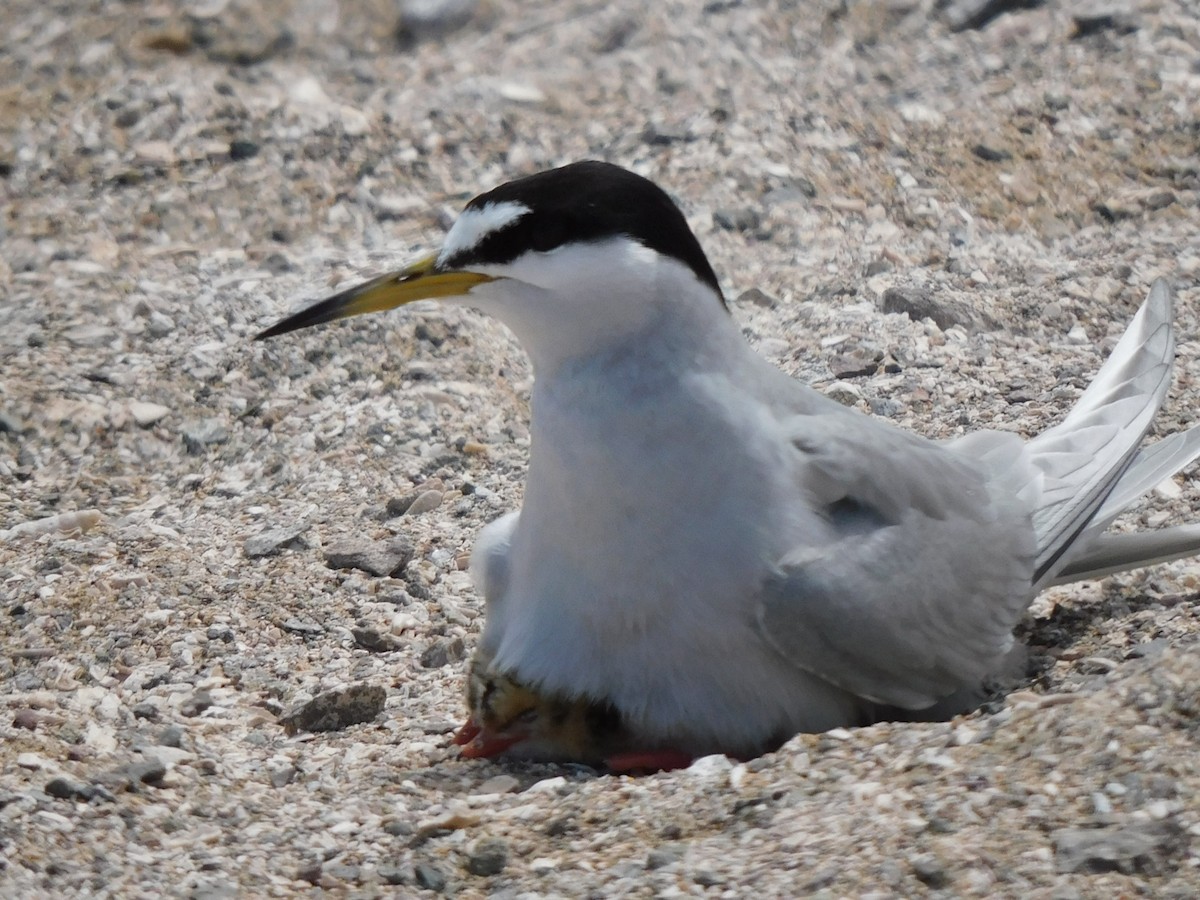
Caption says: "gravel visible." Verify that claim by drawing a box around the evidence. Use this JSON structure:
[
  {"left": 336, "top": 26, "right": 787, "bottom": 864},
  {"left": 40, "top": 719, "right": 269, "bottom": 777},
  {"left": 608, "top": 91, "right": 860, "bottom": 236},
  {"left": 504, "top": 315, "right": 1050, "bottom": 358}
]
[{"left": 3, "top": 0, "right": 1200, "bottom": 895}]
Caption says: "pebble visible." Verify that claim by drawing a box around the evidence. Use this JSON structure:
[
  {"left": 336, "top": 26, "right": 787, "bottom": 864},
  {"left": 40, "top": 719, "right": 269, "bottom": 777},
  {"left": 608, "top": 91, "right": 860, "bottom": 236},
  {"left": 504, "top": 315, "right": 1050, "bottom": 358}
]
[
  {"left": 1052, "top": 820, "right": 1185, "bottom": 874},
  {"left": 405, "top": 489, "right": 444, "bottom": 516},
  {"left": 323, "top": 535, "right": 416, "bottom": 577},
  {"left": 228, "top": 140, "right": 259, "bottom": 161},
  {"left": 243, "top": 522, "right": 310, "bottom": 558},
  {"left": 132, "top": 141, "right": 175, "bottom": 167},
  {"left": 279, "top": 683, "right": 386, "bottom": 735},
  {"left": 158, "top": 725, "right": 185, "bottom": 748},
  {"left": 971, "top": 143, "right": 1011, "bottom": 162},
  {"left": 474, "top": 774, "right": 520, "bottom": 795},
  {"left": 465, "top": 837, "right": 508, "bottom": 876},
  {"left": 45, "top": 777, "right": 100, "bottom": 802},
  {"left": 100, "top": 758, "right": 167, "bottom": 790},
  {"left": 181, "top": 419, "right": 229, "bottom": 455},
  {"left": 881, "top": 286, "right": 977, "bottom": 332},
  {"left": 420, "top": 636, "right": 465, "bottom": 668},
  {"left": 128, "top": 401, "right": 171, "bottom": 427},
  {"left": 179, "top": 691, "right": 213, "bottom": 717},
  {"left": 413, "top": 863, "right": 447, "bottom": 891},
  {"left": 823, "top": 381, "right": 863, "bottom": 406},
  {"left": 352, "top": 625, "right": 404, "bottom": 652}
]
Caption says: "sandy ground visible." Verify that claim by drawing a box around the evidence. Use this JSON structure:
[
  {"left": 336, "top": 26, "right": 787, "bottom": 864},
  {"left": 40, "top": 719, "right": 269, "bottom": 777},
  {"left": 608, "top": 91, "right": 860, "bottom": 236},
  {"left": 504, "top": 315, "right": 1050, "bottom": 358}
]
[{"left": 2, "top": 0, "right": 1200, "bottom": 896}]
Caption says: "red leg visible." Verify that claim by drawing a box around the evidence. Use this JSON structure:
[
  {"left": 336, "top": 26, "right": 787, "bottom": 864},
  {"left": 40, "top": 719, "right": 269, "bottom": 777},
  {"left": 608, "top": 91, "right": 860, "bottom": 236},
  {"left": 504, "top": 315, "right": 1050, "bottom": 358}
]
[{"left": 604, "top": 749, "right": 695, "bottom": 774}]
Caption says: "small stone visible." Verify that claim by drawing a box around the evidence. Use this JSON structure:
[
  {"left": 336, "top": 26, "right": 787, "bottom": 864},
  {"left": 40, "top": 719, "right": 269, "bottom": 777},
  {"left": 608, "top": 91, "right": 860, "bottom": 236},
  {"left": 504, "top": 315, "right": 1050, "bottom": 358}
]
[
  {"left": 642, "top": 121, "right": 689, "bottom": 146},
  {"left": 128, "top": 401, "right": 171, "bottom": 427},
  {"left": 1053, "top": 821, "right": 1186, "bottom": 874},
  {"left": 972, "top": 143, "right": 1011, "bottom": 162},
  {"left": 378, "top": 864, "right": 410, "bottom": 886},
  {"left": 45, "top": 777, "right": 97, "bottom": 801},
  {"left": 475, "top": 774, "right": 520, "bottom": 795},
  {"left": 352, "top": 627, "right": 403, "bottom": 653},
  {"left": 323, "top": 535, "right": 416, "bottom": 577},
  {"left": 646, "top": 844, "right": 684, "bottom": 870},
  {"left": 133, "top": 140, "right": 176, "bottom": 167},
  {"left": 465, "top": 838, "right": 508, "bottom": 877},
  {"left": 282, "top": 618, "right": 325, "bottom": 637},
  {"left": 62, "top": 324, "right": 116, "bottom": 348},
  {"left": 98, "top": 757, "right": 167, "bottom": 792},
  {"left": 881, "top": 286, "right": 978, "bottom": 331},
  {"left": 181, "top": 420, "right": 229, "bottom": 455},
  {"left": 180, "top": 691, "right": 213, "bottom": 717},
  {"left": 910, "top": 853, "right": 949, "bottom": 888},
  {"left": 132, "top": 702, "right": 159, "bottom": 721},
  {"left": 382, "top": 818, "right": 413, "bottom": 837},
  {"left": 13, "top": 709, "right": 41, "bottom": 730},
  {"left": 207, "top": 624, "right": 235, "bottom": 643},
  {"left": 1071, "top": 12, "right": 1138, "bottom": 39},
  {"left": 269, "top": 765, "right": 297, "bottom": 788},
  {"left": 414, "top": 863, "right": 446, "bottom": 891},
  {"left": 324, "top": 864, "right": 360, "bottom": 883},
  {"left": 736, "top": 288, "right": 777, "bottom": 308},
  {"left": 823, "top": 381, "right": 863, "bottom": 406},
  {"left": 404, "top": 489, "right": 444, "bottom": 516},
  {"left": 829, "top": 350, "right": 880, "bottom": 379},
  {"left": 420, "top": 636, "right": 466, "bottom": 669},
  {"left": 279, "top": 683, "right": 386, "bottom": 735},
  {"left": 712, "top": 207, "right": 761, "bottom": 233},
  {"left": 158, "top": 725, "right": 184, "bottom": 748},
  {"left": 244, "top": 523, "right": 310, "bottom": 558},
  {"left": 228, "top": 139, "right": 259, "bottom": 161}
]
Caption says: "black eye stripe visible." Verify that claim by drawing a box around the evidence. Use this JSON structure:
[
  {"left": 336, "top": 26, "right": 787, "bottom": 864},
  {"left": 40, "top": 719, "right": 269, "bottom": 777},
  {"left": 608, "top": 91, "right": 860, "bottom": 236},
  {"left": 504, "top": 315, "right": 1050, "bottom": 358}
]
[{"left": 443, "top": 161, "right": 724, "bottom": 305}]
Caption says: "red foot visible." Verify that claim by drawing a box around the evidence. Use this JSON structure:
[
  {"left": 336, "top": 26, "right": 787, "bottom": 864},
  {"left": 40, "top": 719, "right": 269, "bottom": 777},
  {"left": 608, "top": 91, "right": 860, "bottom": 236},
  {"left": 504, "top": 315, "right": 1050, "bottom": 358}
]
[
  {"left": 604, "top": 749, "right": 695, "bottom": 774},
  {"left": 452, "top": 718, "right": 526, "bottom": 759},
  {"left": 452, "top": 718, "right": 480, "bottom": 746}
]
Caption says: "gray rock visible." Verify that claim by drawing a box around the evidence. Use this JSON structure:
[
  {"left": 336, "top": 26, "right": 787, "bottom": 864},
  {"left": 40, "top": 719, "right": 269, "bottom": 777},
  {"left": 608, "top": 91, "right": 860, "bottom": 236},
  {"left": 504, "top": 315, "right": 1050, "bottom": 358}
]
[
  {"left": 244, "top": 522, "right": 310, "bottom": 558},
  {"left": 282, "top": 618, "right": 325, "bottom": 637},
  {"left": 1052, "top": 820, "right": 1187, "bottom": 875},
  {"left": 712, "top": 207, "right": 761, "bottom": 233},
  {"left": 465, "top": 837, "right": 508, "bottom": 876},
  {"left": 98, "top": 757, "right": 167, "bottom": 791},
  {"left": 180, "top": 691, "right": 213, "bottom": 717},
  {"left": 881, "top": 286, "right": 980, "bottom": 332},
  {"left": 972, "top": 143, "right": 1011, "bottom": 162},
  {"left": 909, "top": 852, "right": 950, "bottom": 888},
  {"left": 181, "top": 419, "right": 229, "bottom": 455},
  {"left": 45, "top": 777, "right": 98, "bottom": 801},
  {"left": 279, "top": 683, "right": 386, "bottom": 735},
  {"left": 323, "top": 535, "right": 415, "bottom": 577},
  {"left": 352, "top": 627, "right": 404, "bottom": 653},
  {"left": 414, "top": 862, "right": 446, "bottom": 891},
  {"left": 158, "top": 725, "right": 185, "bottom": 748},
  {"left": 420, "top": 636, "right": 465, "bottom": 668},
  {"left": 378, "top": 863, "right": 411, "bottom": 885}
]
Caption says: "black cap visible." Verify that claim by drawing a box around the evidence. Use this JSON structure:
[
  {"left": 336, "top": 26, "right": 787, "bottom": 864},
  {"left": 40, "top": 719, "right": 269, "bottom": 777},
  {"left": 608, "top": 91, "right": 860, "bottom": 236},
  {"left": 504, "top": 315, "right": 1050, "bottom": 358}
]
[{"left": 441, "top": 161, "right": 725, "bottom": 305}]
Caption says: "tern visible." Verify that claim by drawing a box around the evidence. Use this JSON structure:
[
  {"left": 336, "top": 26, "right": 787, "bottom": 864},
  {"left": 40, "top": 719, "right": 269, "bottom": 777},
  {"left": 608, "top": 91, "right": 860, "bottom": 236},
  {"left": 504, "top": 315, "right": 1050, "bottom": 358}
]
[{"left": 258, "top": 161, "right": 1200, "bottom": 769}]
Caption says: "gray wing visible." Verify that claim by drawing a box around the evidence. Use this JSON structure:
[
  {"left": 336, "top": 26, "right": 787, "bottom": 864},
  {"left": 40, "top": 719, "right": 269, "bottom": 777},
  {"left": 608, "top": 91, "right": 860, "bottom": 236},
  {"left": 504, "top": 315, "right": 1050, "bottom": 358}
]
[{"left": 756, "top": 414, "right": 1038, "bottom": 710}]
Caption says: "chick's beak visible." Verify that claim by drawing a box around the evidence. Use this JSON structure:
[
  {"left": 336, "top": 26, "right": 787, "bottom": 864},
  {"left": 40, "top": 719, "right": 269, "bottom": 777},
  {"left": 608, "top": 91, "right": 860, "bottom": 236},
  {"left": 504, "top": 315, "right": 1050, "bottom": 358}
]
[{"left": 254, "top": 253, "right": 496, "bottom": 340}]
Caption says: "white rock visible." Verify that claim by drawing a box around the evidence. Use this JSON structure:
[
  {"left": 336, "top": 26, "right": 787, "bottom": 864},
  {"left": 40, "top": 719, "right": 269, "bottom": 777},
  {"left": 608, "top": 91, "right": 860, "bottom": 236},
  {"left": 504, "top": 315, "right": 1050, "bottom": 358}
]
[{"left": 129, "top": 401, "right": 170, "bottom": 427}]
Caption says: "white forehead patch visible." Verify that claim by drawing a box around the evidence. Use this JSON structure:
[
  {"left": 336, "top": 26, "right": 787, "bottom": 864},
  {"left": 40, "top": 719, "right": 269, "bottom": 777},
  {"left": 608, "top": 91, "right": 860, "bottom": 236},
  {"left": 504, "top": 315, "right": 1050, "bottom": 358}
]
[{"left": 437, "top": 200, "right": 531, "bottom": 267}]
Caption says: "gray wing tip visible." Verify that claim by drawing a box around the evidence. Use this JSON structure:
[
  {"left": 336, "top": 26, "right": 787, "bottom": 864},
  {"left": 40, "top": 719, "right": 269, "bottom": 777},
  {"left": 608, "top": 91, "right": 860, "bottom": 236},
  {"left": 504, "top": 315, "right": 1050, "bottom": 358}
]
[{"left": 1147, "top": 277, "right": 1173, "bottom": 317}]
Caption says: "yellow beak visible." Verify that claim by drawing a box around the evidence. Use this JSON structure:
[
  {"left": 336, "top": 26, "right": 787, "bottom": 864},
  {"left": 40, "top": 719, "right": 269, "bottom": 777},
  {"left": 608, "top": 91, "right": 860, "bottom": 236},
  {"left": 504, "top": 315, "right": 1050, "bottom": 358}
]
[{"left": 254, "top": 253, "right": 496, "bottom": 340}]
